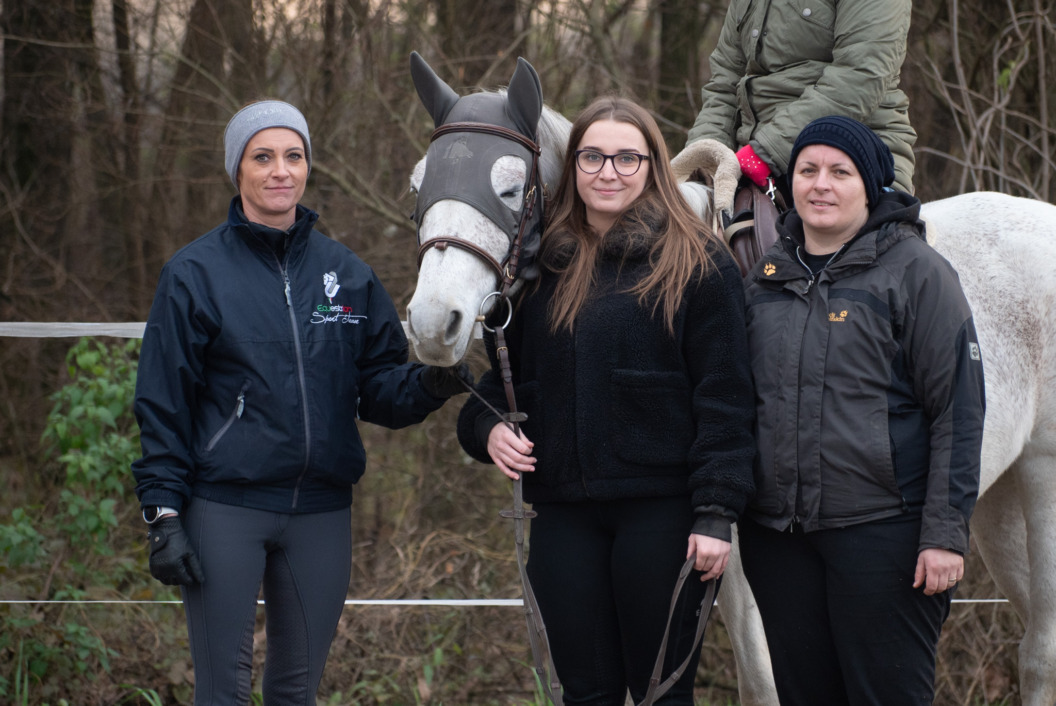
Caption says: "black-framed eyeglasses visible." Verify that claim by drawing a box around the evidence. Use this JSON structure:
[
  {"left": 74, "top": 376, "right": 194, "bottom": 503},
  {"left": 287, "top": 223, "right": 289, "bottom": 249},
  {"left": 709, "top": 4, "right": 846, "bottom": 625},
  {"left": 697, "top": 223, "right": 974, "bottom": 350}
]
[{"left": 574, "top": 149, "right": 650, "bottom": 176}]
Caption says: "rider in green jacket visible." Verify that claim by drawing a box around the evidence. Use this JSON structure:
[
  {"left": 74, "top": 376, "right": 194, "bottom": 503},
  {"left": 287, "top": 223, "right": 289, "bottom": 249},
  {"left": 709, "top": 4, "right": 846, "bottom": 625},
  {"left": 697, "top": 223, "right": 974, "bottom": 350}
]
[{"left": 686, "top": 0, "right": 917, "bottom": 194}]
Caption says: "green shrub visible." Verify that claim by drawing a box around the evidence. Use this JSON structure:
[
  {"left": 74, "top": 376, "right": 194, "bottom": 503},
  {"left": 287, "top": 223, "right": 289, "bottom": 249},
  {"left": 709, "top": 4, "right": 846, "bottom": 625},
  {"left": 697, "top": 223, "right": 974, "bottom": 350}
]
[
  {"left": 40, "top": 338, "right": 141, "bottom": 558},
  {"left": 0, "top": 338, "right": 143, "bottom": 702}
]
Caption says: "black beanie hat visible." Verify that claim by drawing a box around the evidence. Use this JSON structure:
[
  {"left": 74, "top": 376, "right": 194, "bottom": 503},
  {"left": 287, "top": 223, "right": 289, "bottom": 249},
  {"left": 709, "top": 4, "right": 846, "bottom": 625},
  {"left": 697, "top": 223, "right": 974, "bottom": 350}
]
[{"left": 787, "top": 115, "right": 895, "bottom": 206}]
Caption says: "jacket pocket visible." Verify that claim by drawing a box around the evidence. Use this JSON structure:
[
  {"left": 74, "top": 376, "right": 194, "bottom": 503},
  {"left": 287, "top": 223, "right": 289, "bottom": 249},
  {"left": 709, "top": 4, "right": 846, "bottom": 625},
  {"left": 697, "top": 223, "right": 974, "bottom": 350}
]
[
  {"left": 610, "top": 369, "right": 693, "bottom": 467},
  {"left": 204, "top": 380, "right": 250, "bottom": 453},
  {"left": 791, "top": 0, "right": 835, "bottom": 31}
]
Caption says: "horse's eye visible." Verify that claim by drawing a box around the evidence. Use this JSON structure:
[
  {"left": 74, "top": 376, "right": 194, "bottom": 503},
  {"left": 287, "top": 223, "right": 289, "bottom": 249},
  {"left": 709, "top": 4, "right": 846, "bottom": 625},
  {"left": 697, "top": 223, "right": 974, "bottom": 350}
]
[{"left": 500, "top": 189, "right": 518, "bottom": 199}]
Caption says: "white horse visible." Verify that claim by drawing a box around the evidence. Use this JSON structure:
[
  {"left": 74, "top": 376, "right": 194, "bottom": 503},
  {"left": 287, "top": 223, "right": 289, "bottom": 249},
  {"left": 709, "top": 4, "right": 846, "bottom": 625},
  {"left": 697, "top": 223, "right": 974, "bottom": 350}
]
[{"left": 405, "top": 52, "right": 1056, "bottom": 706}]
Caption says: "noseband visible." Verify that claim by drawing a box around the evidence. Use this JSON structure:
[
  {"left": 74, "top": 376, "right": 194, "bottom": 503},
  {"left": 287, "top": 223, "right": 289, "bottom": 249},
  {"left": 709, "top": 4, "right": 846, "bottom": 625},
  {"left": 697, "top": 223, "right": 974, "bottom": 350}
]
[{"left": 415, "top": 121, "right": 543, "bottom": 293}]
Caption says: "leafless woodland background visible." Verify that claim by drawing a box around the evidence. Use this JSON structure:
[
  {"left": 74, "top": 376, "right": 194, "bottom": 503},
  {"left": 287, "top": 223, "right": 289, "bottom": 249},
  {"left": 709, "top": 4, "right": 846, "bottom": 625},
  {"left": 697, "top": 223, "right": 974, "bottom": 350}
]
[{"left": 0, "top": 0, "right": 1053, "bottom": 703}]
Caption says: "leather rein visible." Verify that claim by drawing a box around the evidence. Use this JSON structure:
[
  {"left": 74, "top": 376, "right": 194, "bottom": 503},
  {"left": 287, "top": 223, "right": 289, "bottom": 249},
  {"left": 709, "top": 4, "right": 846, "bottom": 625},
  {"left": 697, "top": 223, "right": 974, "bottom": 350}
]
[{"left": 417, "top": 121, "right": 717, "bottom": 705}]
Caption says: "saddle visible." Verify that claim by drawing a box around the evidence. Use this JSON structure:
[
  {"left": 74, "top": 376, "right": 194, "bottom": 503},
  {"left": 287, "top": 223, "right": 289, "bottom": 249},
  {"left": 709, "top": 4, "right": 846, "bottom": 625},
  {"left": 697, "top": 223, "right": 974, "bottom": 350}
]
[{"left": 722, "top": 178, "right": 787, "bottom": 277}]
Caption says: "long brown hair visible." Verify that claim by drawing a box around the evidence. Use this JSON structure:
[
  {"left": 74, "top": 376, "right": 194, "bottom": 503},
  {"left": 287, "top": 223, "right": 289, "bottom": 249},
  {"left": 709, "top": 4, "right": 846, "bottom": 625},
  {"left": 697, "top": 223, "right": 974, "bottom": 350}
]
[{"left": 541, "top": 96, "right": 721, "bottom": 334}]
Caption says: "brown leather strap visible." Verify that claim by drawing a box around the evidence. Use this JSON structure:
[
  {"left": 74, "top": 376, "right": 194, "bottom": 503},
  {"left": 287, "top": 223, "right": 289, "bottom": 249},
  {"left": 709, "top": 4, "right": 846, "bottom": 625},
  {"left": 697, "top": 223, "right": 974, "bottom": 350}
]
[
  {"left": 639, "top": 564, "right": 719, "bottom": 705},
  {"left": 433, "top": 121, "right": 542, "bottom": 157},
  {"left": 493, "top": 323, "right": 564, "bottom": 706},
  {"left": 726, "top": 179, "right": 786, "bottom": 277},
  {"left": 417, "top": 236, "right": 506, "bottom": 278}
]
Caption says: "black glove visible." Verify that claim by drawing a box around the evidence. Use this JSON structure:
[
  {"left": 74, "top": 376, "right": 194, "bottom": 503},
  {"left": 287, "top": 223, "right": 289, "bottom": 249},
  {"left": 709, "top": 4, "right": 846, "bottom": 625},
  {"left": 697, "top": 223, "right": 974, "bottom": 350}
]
[
  {"left": 421, "top": 364, "right": 474, "bottom": 398},
  {"left": 147, "top": 516, "right": 205, "bottom": 586}
]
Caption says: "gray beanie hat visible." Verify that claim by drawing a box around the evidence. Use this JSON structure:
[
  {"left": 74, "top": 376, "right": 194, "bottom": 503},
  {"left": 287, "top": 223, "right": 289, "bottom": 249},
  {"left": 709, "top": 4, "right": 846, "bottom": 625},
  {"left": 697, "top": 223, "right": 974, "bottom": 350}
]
[{"left": 223, "top": 100, "right": 312, "bottom": 187}]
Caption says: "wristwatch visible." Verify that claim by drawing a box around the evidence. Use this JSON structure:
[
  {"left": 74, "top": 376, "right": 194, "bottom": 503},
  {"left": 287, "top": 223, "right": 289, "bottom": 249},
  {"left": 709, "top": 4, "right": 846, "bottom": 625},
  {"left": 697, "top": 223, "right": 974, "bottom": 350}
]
[{"left": 142, "top": 506, "right": 178, "bottom": 524}]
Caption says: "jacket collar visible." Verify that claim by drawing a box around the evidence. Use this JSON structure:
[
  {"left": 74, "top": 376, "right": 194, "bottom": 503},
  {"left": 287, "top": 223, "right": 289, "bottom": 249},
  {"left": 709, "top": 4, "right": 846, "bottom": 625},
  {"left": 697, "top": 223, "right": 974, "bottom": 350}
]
[
  {"left": 752, "top": 190, "right": 922, "bottom": 284},
  {"left": 227, "top": 196, "right": 320, "bottom": 264}
]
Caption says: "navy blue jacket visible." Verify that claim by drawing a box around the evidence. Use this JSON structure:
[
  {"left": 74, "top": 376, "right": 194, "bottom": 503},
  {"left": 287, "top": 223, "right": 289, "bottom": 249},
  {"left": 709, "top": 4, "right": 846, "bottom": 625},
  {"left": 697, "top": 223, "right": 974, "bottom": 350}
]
[{"left": 132, "top": 198, "right": 444, "bottom": 514}]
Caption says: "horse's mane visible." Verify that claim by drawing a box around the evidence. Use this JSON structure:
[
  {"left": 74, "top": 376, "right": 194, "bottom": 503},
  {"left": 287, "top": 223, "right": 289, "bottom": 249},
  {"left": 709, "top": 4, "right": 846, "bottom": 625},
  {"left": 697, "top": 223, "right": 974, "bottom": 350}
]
[
  {"left": 490, "top": 88, "right": 571, "bottom": 191},
  {"left": 535, "top": 105, "right": 572, "bottom": 189}
]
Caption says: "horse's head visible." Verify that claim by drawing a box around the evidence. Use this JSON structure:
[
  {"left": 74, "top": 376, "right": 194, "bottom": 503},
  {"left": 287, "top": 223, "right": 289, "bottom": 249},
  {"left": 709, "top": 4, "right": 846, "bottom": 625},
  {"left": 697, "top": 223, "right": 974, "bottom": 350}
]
[{"left": 406, "top": 52, "right": 564, "bottom": 366}]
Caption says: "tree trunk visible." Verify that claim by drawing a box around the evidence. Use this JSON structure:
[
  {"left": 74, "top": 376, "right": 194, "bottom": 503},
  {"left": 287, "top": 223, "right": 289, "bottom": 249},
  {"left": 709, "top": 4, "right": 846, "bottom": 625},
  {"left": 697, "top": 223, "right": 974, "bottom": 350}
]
[
  {"left": 0, "top": 0, "right": 110, "bottom": 318},
  {"left": 151, "top": 0, "right": 258, "bottom": 263},
  {"left": 112, "top": 0, "right": 150, "bottom": 311}
]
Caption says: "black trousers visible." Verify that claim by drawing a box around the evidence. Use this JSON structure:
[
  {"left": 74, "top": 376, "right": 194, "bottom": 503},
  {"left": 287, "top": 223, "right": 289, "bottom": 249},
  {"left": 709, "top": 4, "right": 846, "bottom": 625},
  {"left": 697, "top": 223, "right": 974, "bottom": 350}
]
[
  {"left": 180, "top": 498, "right": 352, "bottom": 706},
  {"left": 738, "top": 515, "right": 953, "bottom": 706},
  {"left": 526, "top": 497, "right": 711, "bottom": 706}
]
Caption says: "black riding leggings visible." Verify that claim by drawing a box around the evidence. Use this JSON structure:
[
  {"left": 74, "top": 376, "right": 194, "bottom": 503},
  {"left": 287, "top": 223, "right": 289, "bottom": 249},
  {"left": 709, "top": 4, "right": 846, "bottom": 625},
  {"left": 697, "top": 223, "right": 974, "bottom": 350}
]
[
  {"left": 180, "top": 498, "right": 352, "bottom": 706},
  {"left": 526, "top": 497, "right": 711, "bottom": 705}
]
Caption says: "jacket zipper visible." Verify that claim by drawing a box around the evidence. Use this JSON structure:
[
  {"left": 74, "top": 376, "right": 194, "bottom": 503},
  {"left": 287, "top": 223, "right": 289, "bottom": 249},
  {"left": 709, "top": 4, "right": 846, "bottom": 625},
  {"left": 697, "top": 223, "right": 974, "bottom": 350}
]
[
  {"left": 572, "top": 324, "right": 592, "bottom": 498},
  {"left": 791, "top": 247, "right": 819, "bottom": 526},
  {"left": 204, "top": 381, "right": 249, "bottom": 452},
  {"left": 794, "top": 247, "right": 815, "bottom": 293},
  {"left": 279, "top": 258, "right": 313, "bottom": 510}
]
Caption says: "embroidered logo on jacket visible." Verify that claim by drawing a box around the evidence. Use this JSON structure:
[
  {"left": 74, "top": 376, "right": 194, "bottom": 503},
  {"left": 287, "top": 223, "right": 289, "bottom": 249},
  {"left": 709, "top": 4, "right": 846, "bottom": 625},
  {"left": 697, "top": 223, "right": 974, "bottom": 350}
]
[
  {"left": 969, "top": 342, "right": 981, "bottom": 361},
  {"left": 312, "top": 270, "right": 367, "bottom": 325},
  {"left": 763, "top": 262, "right": 776, "bottom": 276},
  {"left": 828, "top": 310, "right": 848, "bottom": 322},
  {"left": 323, "top": 271, "right": 341, "bottom": 301}
]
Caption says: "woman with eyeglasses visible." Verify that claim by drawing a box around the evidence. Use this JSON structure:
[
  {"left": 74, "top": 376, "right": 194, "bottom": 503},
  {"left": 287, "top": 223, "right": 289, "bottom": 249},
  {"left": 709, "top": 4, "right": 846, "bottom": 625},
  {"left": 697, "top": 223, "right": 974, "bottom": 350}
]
[{"left": 457, "top": 96, "right": 755, "bottom": 704}]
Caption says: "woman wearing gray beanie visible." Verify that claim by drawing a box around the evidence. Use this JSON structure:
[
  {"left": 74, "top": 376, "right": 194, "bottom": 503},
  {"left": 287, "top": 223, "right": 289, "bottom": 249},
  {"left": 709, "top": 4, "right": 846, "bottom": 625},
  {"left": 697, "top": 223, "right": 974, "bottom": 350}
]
[
  {"left": 132, "top": 99, "right": 472, "bottom": 704},
  {"left": 738, "top": 116, "right": 985, "bottom": 705}
]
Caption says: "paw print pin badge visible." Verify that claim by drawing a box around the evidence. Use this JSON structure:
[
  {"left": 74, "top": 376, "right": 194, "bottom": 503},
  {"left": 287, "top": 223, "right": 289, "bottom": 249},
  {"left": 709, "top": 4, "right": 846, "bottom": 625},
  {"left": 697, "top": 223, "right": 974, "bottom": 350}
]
[{"left": 763, "top": 262, "right": 776, "bottom": 276}]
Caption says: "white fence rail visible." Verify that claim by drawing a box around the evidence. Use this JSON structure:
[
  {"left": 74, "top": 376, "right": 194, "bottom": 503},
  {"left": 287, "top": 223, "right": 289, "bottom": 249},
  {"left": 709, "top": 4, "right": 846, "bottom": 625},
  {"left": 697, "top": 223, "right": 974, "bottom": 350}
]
[{"left": 1, "top": 322, "right": 1009, "bottom": 608}]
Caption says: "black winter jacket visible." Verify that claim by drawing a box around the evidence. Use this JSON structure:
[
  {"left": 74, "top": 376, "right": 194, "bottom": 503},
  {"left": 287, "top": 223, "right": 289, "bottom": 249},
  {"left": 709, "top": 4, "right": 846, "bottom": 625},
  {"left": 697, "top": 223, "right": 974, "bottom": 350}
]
[
  {"left": 132, "top": 198, "right": 444, "bottom": 514},
  {"left": 743, "top": 191, "right": 985, "bottom": 553},
  {"left": 457, "top": 213, "right": 756, "bottom": 541}
]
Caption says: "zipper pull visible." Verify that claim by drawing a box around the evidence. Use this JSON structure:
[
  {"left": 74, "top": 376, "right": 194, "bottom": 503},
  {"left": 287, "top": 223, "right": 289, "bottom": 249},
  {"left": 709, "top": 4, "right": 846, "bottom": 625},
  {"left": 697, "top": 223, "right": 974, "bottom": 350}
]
[
  {"left": 283, "top": 272, "right": 293, "bottom": 307},
  {"left": 236, "top": 391, "right": 245, "bottom": 418}
]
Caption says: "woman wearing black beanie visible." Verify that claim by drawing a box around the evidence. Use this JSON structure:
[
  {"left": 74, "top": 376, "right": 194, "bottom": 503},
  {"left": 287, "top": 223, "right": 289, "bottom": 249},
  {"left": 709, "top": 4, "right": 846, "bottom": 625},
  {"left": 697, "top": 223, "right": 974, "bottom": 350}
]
[{"left": 739, "top": 115, "right": 986, "bottom": 705}]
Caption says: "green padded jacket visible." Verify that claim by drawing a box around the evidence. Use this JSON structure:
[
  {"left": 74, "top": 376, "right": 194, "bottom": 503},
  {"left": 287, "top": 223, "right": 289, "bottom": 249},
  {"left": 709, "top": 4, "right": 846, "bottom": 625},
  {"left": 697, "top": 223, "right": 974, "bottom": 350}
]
[{"left": 688, "top": 0, "right": 917, "bottom": 193}]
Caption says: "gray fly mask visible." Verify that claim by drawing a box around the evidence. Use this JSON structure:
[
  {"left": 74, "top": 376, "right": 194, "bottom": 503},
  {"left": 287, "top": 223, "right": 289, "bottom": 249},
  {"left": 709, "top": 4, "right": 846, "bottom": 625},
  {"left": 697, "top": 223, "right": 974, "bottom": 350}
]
[{"left": 410, "top": 52, "right": 545, "bottom": 283}]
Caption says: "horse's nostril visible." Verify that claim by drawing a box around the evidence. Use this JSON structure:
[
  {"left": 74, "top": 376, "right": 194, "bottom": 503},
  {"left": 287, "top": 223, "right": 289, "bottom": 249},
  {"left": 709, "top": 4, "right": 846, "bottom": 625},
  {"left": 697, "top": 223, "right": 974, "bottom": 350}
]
[
  {"left": 404, "top": 307, "right": 418, "bottom": 338},
  {"left": 444, "top": 310, "right": 463, "bottom": 344}
]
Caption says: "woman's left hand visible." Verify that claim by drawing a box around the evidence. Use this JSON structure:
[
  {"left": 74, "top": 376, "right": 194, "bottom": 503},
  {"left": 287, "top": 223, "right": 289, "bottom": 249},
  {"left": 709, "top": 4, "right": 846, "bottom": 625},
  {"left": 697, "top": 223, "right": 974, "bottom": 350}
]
[
  {"left": 913, "top": 548, "right": 965, "bottom": 595},
  {"left": 686, "top": 534, "right": 732, "bottom": 582}
]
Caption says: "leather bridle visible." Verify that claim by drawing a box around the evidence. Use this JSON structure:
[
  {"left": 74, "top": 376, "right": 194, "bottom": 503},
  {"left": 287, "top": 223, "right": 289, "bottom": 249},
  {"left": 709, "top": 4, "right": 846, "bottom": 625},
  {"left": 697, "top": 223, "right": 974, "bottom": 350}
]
[{"left": 415, "top": 121, "right": 543, "bottom": 287}]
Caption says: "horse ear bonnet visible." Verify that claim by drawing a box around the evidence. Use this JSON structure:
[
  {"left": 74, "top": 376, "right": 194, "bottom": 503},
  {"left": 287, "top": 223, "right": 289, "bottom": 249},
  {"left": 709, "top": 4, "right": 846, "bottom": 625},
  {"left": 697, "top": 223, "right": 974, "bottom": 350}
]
[
  {"left": 410, "top": 51, "right": 460, "bottom": 127},
  {"left": 505, "top": 57, "right": 543, "bottom": 142}
]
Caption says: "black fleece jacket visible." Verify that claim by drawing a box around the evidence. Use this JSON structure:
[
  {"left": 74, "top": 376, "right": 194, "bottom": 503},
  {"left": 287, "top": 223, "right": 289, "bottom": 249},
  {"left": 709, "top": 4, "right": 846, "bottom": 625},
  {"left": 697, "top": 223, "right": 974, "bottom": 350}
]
[{"left": 457, "top": 211, "right": 756, "bottom": 541}]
